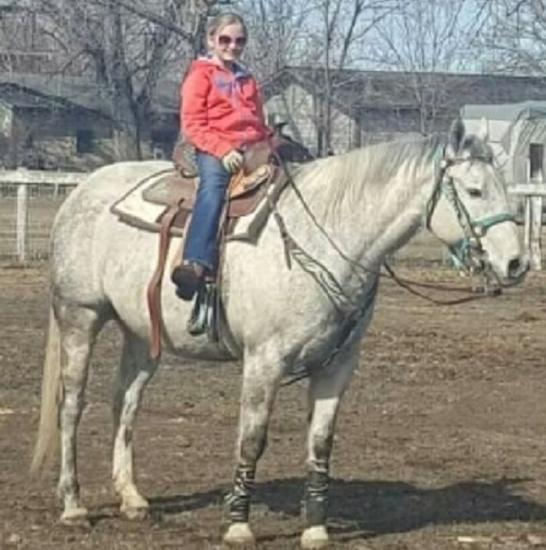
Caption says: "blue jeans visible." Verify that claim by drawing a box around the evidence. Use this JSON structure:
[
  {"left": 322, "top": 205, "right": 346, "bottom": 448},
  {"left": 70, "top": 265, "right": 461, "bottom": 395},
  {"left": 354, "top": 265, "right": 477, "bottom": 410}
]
[{"left": 183, "top": 152, "right": 231, "bottom": 271}]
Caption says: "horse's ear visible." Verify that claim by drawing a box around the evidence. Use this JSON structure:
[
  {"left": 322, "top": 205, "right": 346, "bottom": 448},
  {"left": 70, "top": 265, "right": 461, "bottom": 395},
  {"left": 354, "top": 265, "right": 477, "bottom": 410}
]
[
  {"left": 475, "top": 116, "right": 489, "bottom": 142},
  {"left": 448, "top": 118, "right": 465, "bottom": 153}
]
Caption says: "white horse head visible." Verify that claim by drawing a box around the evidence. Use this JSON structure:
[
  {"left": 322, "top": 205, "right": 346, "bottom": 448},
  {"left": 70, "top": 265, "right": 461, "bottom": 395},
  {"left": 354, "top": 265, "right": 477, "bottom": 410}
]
[{"left": 427, "top": 118, "right": 527, "bottom": 286}]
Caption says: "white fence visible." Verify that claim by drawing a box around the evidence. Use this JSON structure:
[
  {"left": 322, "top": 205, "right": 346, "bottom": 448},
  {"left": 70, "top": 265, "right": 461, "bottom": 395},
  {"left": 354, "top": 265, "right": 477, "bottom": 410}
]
[
  {"left": 0, "top": 170, "right": 85, "bottom": 263},
  {"left": 1, "top": 170, "right": 545, "bottom": 269},
  {"left": 509, "top": 184, "right": 546, "bottom": 270}
]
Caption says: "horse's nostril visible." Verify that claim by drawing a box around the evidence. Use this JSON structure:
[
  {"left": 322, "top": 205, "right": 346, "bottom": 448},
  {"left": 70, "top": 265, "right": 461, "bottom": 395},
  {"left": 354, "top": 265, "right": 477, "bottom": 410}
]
[{"left": 508, "top": 258, "right": 525, "bottom": 278}]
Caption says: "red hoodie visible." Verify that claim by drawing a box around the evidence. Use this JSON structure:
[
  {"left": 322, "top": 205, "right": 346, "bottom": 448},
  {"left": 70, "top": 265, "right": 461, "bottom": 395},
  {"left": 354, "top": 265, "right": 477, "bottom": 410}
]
[{"left": 180, "top": 58, "right": 271, "bottom": 159}]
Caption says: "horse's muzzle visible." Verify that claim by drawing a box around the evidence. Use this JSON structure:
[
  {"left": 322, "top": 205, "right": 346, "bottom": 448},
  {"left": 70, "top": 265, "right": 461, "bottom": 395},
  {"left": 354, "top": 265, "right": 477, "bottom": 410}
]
[
  {"left": 479, "top": 255, "right": 529, "bottom": 295},
  {"left": 496, "top": 255, "right": 530, "bottom": 288},
  {"left": 507, "top": 256, "right": 530, "bottom": 282}
]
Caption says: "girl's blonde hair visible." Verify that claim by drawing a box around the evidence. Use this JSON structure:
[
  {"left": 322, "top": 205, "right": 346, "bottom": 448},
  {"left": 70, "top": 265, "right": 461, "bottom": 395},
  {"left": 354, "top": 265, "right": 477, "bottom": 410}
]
[{"left": 206, "top": 12, "right": 247, "bottom": 39}]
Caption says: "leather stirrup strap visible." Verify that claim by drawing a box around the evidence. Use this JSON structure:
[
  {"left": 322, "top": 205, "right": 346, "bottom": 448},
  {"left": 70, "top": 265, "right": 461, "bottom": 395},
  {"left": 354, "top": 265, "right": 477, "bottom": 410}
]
[
  {"left": 228, "top": 170, "right": 244, "bottom": 194},
  {"left": 147, "top": 204, "right": 180, "bottom": 360}
]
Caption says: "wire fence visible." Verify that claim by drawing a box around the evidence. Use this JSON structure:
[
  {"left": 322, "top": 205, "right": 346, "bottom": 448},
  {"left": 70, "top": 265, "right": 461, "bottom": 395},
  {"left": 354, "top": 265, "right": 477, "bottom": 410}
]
[
  {"left": 0, "top": 174, "right": 455, "bottom": 268},
  {"left": 0, "top": 181, "right": 77, "bottom": 263}
]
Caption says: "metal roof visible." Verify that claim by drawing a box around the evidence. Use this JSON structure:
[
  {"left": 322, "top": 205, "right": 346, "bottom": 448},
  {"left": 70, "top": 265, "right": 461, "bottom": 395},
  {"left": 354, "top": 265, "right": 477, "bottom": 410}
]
[
  {"left": 461, "top": 100, "right": 546, "bottom": 121},
  {"left": 0, "top": 83, "right": 64, "bottom": 109},
  {"left": 0, "top": 0, "right": 21, "bottom": 8},
  {"left": 0, "top": 73, "right": 179, "bottom": 116}
]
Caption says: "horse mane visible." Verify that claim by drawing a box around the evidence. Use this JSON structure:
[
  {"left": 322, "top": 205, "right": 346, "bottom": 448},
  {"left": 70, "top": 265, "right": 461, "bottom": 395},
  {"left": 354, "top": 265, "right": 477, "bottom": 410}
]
[
  {"left": 288, "top": 134, "right": 447, "bottom": 222},
  {"left": 316, "top": 134, "right": 445, "bottom": 184}
]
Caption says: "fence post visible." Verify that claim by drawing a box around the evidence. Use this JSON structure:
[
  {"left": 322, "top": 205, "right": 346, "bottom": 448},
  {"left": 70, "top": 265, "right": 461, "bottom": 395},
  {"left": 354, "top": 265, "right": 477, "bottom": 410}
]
[
  {"left": 508, "top": 184, "right": 546, "bottom": 271},
  {"left": 531, "top": 195, "right": 543, "bottom": 270},
  {"left": 16, "top": 184, "right": 28, "bottom": 264},
  {"left": 523, "top": 195, "right": 531, "bottom": 254}
]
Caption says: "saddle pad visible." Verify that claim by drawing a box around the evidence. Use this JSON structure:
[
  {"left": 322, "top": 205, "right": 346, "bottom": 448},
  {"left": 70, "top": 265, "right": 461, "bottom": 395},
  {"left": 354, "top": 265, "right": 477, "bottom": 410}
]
[
  {"left": 142, "top": 171, "right": 197, "bottom": 207},
  {"left": 111, "top": 167, "right": 271, "bottom": 241},
  {"left": 111, "top": 169, "right": 185, "bottom": 236}
]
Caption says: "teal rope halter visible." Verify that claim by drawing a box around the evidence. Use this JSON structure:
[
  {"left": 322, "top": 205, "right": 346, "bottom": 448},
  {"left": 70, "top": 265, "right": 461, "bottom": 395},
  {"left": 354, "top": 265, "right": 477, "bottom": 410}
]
[{"left": 426, "top": 149, "right": 515, "bottom": 273}]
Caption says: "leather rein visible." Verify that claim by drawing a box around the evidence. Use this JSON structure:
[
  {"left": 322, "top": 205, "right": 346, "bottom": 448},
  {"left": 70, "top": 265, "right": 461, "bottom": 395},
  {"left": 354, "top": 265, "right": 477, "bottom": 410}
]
[{"left": 271, "top": 146, "right": 516, "bottom": 308}]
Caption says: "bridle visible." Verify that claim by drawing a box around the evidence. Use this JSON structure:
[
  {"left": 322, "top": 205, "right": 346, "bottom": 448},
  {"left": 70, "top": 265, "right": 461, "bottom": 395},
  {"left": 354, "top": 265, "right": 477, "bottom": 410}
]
[
  {"left": 425, "top": 150, "right": 515, "bottom": 288},
  {"left": 269, "top": 144, "right": 519, "bottom": 384},
  {"left": 269, "top": 144, "right": 518, "bottom": 307}
]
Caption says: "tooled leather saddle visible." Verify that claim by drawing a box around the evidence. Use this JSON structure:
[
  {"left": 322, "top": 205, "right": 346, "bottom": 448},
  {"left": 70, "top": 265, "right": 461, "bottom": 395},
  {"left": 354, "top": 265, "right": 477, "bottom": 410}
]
[
  {"left": 153, "top": 124, "right": 314, "bottom": 235},
  {"left": 143, "top": 124, "right": 314, "bottom": 358}
]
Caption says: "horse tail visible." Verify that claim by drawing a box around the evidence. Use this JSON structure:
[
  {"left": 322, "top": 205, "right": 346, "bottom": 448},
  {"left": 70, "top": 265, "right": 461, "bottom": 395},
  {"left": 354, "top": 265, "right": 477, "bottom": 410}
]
[{"left": 31, "top": 307, "right": 61, "bottom": 473}]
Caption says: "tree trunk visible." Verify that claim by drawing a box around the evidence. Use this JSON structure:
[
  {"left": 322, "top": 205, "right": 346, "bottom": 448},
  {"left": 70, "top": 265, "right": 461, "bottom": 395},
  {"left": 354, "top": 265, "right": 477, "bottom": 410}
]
[
  {"left": 104, "top": 0, "right": 142, "bottom": 160},
  {"left": 113, "top": 127, "right": 141, "bottom": 160}
]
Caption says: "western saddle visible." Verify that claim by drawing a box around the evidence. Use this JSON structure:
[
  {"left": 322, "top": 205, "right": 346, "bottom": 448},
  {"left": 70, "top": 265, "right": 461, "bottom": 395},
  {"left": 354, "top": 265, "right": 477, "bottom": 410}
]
[{"left": 144, "top": 126, "right": 314, "bottom": 358}]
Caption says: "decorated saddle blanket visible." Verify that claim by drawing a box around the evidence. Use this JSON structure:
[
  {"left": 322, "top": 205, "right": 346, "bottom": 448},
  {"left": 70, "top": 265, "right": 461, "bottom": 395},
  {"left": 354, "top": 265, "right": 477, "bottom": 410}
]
[{"left": 111, "top": 163, "right": 290, "bottom": 242}]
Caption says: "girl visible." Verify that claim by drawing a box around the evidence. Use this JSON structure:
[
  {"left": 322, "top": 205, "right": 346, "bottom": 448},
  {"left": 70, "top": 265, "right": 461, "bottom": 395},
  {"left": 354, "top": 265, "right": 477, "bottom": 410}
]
[{"left": 171, "top": 12, "right": 271, "bottom": 301}]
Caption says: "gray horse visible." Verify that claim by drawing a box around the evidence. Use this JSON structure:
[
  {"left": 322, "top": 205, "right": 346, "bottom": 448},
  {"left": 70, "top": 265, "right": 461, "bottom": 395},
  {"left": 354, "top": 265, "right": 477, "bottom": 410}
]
[{"left": 31, "top": 119, "right": 527, "bottom": 549}]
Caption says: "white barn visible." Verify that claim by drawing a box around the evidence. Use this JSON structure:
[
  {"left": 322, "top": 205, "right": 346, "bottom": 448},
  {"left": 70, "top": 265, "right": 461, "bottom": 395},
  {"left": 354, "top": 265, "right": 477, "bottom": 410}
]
[
  {"left": 461, "top": 101, "right": 546, "bottom": 186},
  {"left": 462, "top": 101, "right": 546, "bottom": 269}
]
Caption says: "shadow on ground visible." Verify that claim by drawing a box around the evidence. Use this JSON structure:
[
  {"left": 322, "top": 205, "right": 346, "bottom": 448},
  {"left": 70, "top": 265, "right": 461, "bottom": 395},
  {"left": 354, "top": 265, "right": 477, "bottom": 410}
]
[{"left": 147, "top": 476, "right": 546, "bottom": 540}]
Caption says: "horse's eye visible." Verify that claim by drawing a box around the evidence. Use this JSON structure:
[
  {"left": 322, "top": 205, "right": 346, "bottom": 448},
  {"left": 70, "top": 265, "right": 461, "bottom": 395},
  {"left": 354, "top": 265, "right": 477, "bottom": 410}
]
[{"left": 467, "top": 188, "right": 482, "bottom": 198}]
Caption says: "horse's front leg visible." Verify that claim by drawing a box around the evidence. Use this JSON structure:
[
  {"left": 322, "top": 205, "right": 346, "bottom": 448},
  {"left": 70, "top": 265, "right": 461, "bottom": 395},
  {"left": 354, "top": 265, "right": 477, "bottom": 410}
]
[
  {"left": 112, "top": 330, "right": 158, "bottom": 520},
  {"left": 223, "top": 350, "right": 285, "bottom": 546},
  {"left": 301, "top": 338, "right": 361, "bottom": 549}
]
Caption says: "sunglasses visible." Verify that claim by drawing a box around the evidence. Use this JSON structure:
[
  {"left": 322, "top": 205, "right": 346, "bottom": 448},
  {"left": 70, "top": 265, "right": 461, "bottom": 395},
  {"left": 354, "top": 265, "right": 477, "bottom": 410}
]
[{"left": 218, "top": 35, "right": 247, "bottom": 47}]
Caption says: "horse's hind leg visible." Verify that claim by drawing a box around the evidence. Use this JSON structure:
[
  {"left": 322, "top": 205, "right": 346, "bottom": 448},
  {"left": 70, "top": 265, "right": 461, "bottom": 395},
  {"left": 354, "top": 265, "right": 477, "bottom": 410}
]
[
  {"left": 112, "top": 329, "right": 158, "bottom": 520},
  {"left": 57, "top": 303, "right": 104, "bottom": 524}
]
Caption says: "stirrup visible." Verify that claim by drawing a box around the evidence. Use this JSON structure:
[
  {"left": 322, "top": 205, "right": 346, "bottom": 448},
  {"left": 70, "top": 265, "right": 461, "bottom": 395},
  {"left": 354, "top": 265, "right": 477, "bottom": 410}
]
[{"left": 187, "top": 281, "right": 218, "bottom": 337}]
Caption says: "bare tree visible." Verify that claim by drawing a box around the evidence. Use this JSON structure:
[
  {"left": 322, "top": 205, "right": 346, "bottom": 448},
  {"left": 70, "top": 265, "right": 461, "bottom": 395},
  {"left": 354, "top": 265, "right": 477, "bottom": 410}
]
[
  {"left": 367, "top": 0, "right": 490, "bottom": 134},
  {"left": 23, "top": 0, "right": 226, "bottom": 159},
  {"left": 303, "top": 0, "right": 397, "bottom": 155},
  {"left": 0, "top": 3, "right": 51, "bottom": 73},
  {"left": 234, "top": 0, "right": 311, "bottom": 81},
  {"left": 478, "top": 0, "right": 546, "bottom": 74}
]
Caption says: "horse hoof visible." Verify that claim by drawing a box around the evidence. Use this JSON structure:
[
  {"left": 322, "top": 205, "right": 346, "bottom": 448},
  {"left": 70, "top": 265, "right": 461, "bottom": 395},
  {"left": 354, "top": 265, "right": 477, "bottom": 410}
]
[
  {"left": 301, "top": 526, "right": 329, "bottom": 549},
  {"left": 121, "top": 503, "right": 149, "bottom": 521},
  {"left": 60, "top": 507, "right": 90, "bottom": 527},
  {"left": 223, "top": 523, "right": 255, "bottom": 547}
]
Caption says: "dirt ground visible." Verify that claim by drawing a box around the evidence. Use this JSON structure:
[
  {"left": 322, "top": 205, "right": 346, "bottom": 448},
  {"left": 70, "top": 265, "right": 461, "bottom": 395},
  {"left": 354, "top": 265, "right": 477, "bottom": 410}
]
[{"left": 3, "top": 265, "right": 546, "bottom": 550}]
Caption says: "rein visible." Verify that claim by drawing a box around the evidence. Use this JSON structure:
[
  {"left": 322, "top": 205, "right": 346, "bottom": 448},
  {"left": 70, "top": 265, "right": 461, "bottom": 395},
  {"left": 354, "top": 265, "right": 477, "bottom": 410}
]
[
  {"left": 271, "top": 145, "right": 513, "bottom": 310},
  {"left": 264, "top": 141, "right": 518, "bottom": 385},
  {"left": 381, "top": 262, "right": 501, "bottom": 305}
]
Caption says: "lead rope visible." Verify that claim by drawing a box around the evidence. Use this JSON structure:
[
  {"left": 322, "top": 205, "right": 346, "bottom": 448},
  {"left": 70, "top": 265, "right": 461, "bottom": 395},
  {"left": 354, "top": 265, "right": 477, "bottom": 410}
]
[{"left": 270, "top": 148, "right": 497, "bottom": 308}]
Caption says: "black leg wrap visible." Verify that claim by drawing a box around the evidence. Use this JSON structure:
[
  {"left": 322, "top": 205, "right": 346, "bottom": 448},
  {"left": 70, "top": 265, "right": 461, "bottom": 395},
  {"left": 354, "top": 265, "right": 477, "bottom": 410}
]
[
  {"left": 305, "top": 468, "right": 329, "bottom": 526},
  {"left": 225, "top": 465, "right": 256, "bottom": 523}
]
